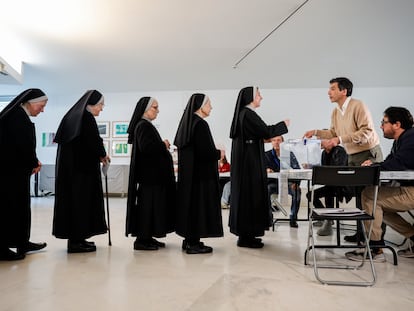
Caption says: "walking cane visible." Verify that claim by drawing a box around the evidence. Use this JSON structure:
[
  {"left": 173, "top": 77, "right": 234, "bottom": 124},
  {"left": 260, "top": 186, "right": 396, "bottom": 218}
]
[{"left": 102, "top": 160, "right": 112, "bottom": 246}]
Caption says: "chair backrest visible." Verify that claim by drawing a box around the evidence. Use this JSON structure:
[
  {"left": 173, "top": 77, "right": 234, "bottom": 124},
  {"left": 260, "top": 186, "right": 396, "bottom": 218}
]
[{"left": 312, "top": 165, "right": 381, "bottom": 187}]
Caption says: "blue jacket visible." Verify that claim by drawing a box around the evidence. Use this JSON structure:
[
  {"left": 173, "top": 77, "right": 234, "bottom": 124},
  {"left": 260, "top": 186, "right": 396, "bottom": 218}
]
[{"left": 380, "top": 127, "right": 414, "bottom": 185}]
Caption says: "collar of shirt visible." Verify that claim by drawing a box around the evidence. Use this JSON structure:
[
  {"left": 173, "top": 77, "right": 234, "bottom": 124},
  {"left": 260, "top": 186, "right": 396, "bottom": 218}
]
[{"left": 336, "top": 96, "right": 351, "bottom": 116}]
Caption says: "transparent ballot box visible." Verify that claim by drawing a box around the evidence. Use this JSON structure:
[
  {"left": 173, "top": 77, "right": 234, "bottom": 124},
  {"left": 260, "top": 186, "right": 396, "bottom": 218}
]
[
  {"left": 278, "top": 139, "right": 321, "bottom": 205},
  {"left": 280, "top": 138, "right": 321, "bottom": 169}
]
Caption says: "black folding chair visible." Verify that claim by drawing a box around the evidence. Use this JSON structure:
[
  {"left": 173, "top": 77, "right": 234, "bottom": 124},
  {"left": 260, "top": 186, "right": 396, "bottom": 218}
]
[{"left": 305, "top": 165, "right": 382, "bottom": 286}]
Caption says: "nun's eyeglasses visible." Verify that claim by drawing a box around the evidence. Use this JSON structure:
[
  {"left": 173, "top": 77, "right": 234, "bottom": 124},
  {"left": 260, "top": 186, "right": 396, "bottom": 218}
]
[
  {"left": 151, "top": 106, "right": 159, "bottom": 110},
  {"left": 380, "top": 120, "right": 390, "bottom": 126}
]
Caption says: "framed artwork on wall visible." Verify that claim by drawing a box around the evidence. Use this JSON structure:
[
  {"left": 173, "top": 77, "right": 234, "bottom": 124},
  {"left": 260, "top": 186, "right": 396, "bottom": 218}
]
[
  {"left": 97, "top": 121, "right": 110, "bottom": 138},
  {"left": 41, "top": 132, "right": 57, "bottom": 147},
  {"left": 112, "top": 121, "right": 129, "bottom": 138},
  {"left": 111, "top": 140, "right": 131, "bottom": 157}
]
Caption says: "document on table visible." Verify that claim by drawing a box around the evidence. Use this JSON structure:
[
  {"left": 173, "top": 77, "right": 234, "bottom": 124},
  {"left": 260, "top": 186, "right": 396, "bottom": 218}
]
[{"left": 313, "top": 208, "right": 367, "bottom": 216}]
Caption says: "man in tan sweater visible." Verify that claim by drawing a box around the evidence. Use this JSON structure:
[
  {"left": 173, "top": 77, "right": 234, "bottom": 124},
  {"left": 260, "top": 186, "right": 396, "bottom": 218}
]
[{"left": 304, "top": 77, "right": 383, "bottom": 242}]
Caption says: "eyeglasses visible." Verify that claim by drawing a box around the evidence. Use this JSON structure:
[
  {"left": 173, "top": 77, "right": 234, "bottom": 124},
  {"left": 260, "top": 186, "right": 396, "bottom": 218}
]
[
  {"left": 380, "top": 120, "right": 390, "bottom": 126},
  {"left": 151, "top": 106, "right": 159, "bottom": 111}
]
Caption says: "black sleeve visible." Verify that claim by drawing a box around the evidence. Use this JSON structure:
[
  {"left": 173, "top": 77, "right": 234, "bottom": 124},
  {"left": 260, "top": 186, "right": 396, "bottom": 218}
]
[
  {"left": 74, "top": 113, "right": 106, "bottom": 171},
  {"left": 193, "top": 119, "right": 220, "bottom": 163},
  {"left": 135, "top": 121, "right": 167, "bottom": 156},
  {"left": 243, "top": 109, "right": 288, "bottom": 140}
]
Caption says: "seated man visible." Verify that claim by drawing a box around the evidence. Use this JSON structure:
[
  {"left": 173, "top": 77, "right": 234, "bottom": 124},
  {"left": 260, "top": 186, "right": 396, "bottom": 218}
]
[
  {"left": 306, "top": 145, "right": 352, "bottom": 236},
  {"left": 265, "top": 136, "right": 301, "bottom": 228},
  {"left": 346, "top": 107, "right": 414, "bottom": 262}
]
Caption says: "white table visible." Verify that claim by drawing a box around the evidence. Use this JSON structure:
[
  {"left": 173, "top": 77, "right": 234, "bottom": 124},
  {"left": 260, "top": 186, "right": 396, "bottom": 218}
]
[
  {"left": 278, "top": 169, "right": 414, "bottom": 205},
  {"left": 220, "top": 169, "right": 414, "bottom": 206}
]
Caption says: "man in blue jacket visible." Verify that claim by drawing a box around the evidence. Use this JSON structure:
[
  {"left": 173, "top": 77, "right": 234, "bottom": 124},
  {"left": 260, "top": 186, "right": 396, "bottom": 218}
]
[
  {"left": 346, "top": 107, "right": 414, "bottom": 262},
  {"left": 264, "top": 136, "right": 301, "bottom": 228}
]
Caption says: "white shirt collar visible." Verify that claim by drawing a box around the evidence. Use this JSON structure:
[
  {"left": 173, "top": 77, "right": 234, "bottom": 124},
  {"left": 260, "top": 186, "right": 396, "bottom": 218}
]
[{"left": 336, "top": 96, "right": 351, "bottom": 115}]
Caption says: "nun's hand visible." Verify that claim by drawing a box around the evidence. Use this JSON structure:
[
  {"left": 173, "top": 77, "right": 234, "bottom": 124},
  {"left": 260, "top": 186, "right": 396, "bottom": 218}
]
[
  {"left": 101, "top": 155, "right": 111, "bottom": 165},
  {"left": 163, "top": 139, "right": 171, "bottom": 150},
  {"left": 32, "top": 161, "right": 42, "bottom": 175},
  {"left": 284, "top": 119, "right": 290, "bottom": 127}
]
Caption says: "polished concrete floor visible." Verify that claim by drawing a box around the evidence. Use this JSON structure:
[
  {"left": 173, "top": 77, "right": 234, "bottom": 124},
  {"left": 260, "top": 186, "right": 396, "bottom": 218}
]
[{"left": 1, "top": 196, "right": 413, "bottom": 311}]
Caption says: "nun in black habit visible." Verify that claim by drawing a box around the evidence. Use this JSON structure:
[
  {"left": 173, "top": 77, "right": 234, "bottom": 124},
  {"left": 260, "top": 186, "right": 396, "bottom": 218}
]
[
  {"left": 174, "top": 93, "right": 224, "bottom": 254},
  {"left": 0, "top": 89, "right": 48, "bottom": 260},
  {"left": 53, "top": 90, "right": 110, "bottom": 253},
  {"left": 229, "top": 86, "right": 289, "bottom": 248},
  {"left": 126, "top": 97, "right": 176, "bottom": 251}
]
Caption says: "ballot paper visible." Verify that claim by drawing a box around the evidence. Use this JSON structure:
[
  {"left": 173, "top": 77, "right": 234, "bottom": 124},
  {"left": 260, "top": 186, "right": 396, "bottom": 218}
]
[{"left": 313, "top": 208, "right": 366, "bottom": 216}]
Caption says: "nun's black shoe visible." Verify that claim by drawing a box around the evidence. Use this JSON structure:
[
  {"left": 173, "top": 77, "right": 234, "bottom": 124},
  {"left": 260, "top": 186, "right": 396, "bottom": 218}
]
[
  {"left": 237, "top": 238, "right": 264, "bottom": 249},
  {"left": 82, "top": 240, "right": 95, "bottom": 246},
  {"left": 134, "top": 239, "right": 158, "bottom": 251},
  {"left": 185, "top": 242, "right": 213, "bottom": 254},
  {"left": 67, "top": 241, "right": 96, "bottom": 253},
  {"left": 151, "top": 238, "right": 165, "bottom": 248},
  {"left": 18, "top": 241, "right": 47, "bottom": 254},
  {"left": 182, "top": 240, "right": 188, "bottom": 250},
  {"left": 0, "top": 248, "right": 25, "bottom": 261}
]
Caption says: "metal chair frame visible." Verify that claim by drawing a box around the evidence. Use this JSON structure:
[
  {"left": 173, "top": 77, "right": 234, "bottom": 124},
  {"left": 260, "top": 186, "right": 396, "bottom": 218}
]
[{"left": 305, "top": 165, "right": 381, "bottom": 287}]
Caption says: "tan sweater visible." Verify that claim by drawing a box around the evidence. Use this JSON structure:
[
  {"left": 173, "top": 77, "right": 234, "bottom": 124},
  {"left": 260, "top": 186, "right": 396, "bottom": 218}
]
[{"left": 316, "top": 98, "right": 380, "bottom": 155}]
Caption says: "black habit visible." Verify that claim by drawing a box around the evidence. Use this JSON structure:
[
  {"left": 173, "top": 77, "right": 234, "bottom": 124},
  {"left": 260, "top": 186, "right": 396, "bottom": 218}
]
[
  {"left": 174, "top": 94, "right": 223, "bottom": 240},
  {"left": 229, "top": 86, "right": 288, "bottom": 238},
  {"left": 126, "top": 97, "right": 176, "bottom": 238},
  {"left": 0, "top": 89, "right": 46, "bottom": 248},
  {"left": 53, "top": 90, "right": 107, "bottom": 240}
]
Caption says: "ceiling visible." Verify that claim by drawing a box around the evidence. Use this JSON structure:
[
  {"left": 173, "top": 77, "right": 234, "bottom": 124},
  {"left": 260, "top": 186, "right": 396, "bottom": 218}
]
[{"left": 1, "top": 0, "right": 414, "bottom": 94}]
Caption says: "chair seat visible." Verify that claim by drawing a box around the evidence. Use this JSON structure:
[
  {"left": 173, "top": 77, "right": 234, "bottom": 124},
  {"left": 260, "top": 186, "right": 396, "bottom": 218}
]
[{"left": 311, "top": 212, "right": 374, "bottom": 221}]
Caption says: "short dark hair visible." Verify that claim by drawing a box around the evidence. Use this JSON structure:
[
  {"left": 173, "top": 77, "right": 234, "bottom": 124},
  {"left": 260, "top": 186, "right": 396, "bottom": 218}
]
[
  {"left": 329, "top": 77, "right": 353, "bottom": 96},
  {"left": 384, "top": 106, "right": 414, "bottom": 130}
]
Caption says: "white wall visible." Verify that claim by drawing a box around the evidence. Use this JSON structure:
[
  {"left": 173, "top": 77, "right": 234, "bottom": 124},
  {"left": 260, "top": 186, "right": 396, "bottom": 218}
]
[{"left": 2, "top": 86, "right": 413, "bottom": 165}]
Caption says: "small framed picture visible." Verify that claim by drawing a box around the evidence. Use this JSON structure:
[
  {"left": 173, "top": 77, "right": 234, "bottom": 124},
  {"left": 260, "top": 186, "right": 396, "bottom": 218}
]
[
  {"left": 97, "top": 121, "right": 110, "bottom": 138},
  {"left": 103, "top": 140, "right": 110, "bottom": 155},
  {"left": 112, "top": 121, "right": 129, "bottom": 138},
  {"left": 41, "top": 132, "right": 57, "bottom": 147},
  {"left": 111, "top": 140, "right": 131, "bottom": 157}
]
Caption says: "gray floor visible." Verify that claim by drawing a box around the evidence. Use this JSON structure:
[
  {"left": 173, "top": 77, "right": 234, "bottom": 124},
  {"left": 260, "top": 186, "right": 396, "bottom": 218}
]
[{"left": 1, "top": 196, "right": 413, "bottom": 311}]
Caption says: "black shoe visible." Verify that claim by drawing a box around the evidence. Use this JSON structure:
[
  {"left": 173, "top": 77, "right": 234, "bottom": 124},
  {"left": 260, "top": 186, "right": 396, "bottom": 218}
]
[
  {"left": 67, "top": 240, "right": 96, "bottom": 253},
  {"left": 344, "top": 233, "right": 361, "bottom": 243},
  {"left": 185, "top": 242, "right": 213, "bottom": 254},
  {"left": 182, "top": 239, "right": 189, "bottom": 251},
  {"left": 150, "top": 238, "right": 165, "bottom": 248},
  {"left": 18, "top": 241, "right": 47, "bottom": 254},
  {"left": 82, "top": 240, "right": 95, "bottom": 247},
  {"left": 0, "top": 248, "right": 26, "bottom": 261},
  {"left": 289, "top": 220, "right": 298, "bottom": 228},
  {"left": 133, "top": 239, "right": 158, "bottom": 251},
  {"left": 237, "top": 238, "right": 264, "bottom": 248}
]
